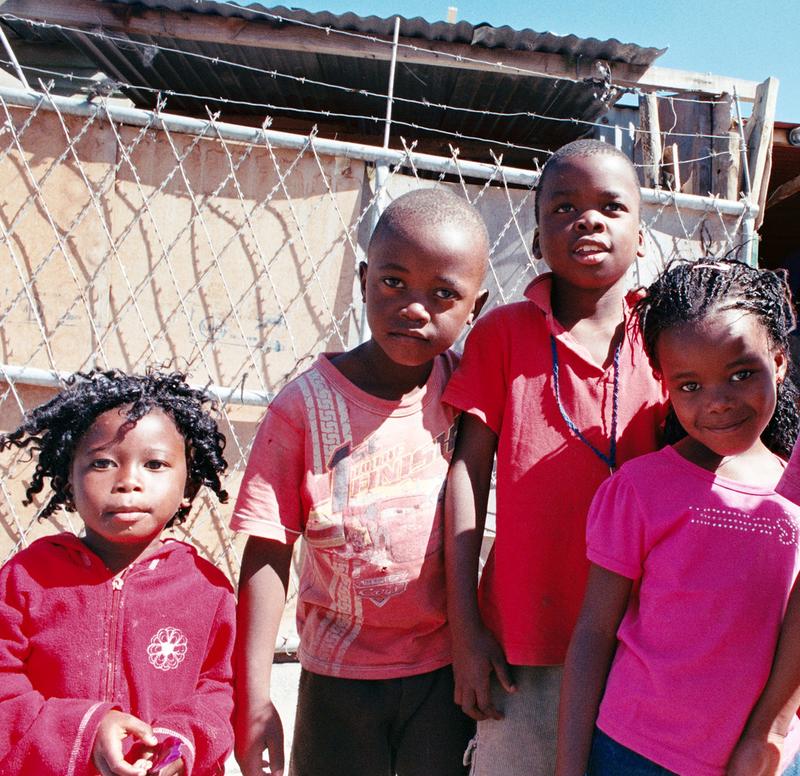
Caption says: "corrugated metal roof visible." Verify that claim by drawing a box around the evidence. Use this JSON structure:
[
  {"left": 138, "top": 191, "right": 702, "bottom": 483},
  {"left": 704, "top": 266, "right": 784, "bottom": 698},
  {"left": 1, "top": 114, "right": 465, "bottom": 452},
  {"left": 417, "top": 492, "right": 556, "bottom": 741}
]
[
  {"left": 2, "top": 2, "right": 666, "bottom": 166},
  {"left": 122, "top": 1, "right": 666, "bottom": 65}
]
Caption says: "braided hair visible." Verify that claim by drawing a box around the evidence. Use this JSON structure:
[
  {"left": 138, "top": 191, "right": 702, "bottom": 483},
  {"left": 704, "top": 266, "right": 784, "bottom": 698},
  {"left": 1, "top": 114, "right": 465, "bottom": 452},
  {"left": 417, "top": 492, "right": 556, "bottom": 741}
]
[
  {"left": 1, "top": 369, "right": 228, "bottom": 523},
  {"left": 635, "top": 258, "right": 799, "bottom": 457}
]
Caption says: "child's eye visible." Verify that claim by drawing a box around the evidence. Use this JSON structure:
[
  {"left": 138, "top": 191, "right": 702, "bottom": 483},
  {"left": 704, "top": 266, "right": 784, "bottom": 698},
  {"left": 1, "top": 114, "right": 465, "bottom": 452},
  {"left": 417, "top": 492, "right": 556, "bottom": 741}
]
[
  {"left": 554, "top": 203, "right": 574, "bottom": 213},
  {"left": 679, "top": 382, "right": 700, "bottom": 393},
  {"left": 731, "top": 370, "right": 753, "bottom": 382},
  {"left": 605, "top": 202, "right": 625, "bottom": 212},
  {"left": 382, "top": 277, "right": 404, "bottom": 289},
  {"left": 90, "top": 459, "right": 114, "bottom": 470},
  {"left": 434, "top": 288, "right": 458, "bottom": 301},
  {"left": 145, "top": 460, "right": 169, "bottom": 470}
]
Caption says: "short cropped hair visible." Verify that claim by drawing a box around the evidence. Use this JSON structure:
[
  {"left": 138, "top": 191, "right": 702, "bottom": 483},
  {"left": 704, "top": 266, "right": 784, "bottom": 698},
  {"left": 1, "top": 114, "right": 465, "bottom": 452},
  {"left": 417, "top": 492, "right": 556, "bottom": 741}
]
[
  {"left": 0, "top": 369, "right": 229, "bottom": 524},
  {"left": 369, "top": 188, "right": 490, "bottom": 254},
  {"left": 534, "top": 139, "right": 641, "bottom": 223}
]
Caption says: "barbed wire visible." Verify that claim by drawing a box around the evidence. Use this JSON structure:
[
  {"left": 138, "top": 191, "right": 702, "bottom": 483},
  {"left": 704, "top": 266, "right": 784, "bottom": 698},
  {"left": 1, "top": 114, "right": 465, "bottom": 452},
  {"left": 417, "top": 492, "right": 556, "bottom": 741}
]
[
  {"left": 3, "top": 14, "right": 739, "bottom": 146},
  {"left": 0, "top": 59, "right": 733, "bottom": 172},
  {"left": 0, "top": 36, "right": 751, "bottom": 600}
]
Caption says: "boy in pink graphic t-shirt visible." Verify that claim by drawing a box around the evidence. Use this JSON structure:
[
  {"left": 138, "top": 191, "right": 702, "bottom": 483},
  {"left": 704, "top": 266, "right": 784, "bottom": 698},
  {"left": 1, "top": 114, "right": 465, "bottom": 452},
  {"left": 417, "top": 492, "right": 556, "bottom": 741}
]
[{"left": 232, "top": 188, "right": 490, "bottom": 776}]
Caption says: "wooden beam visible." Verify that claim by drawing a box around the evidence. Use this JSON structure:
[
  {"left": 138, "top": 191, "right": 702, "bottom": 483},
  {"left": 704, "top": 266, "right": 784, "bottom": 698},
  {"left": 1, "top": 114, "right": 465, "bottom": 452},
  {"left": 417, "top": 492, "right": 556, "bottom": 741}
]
[
  {"left": 766, "top": 171, "right": 800, "bottom": 210},
  {"left": 637, "top": 92, "right": 661, "bottom": 188},
  {"left": 773, "top": 125, "right": 798, "bottom": 147},
  {"left": 744, "top": 76, "right": 779, "bottom": 228},
  {"left": 711, "top": 94, "right": 739, "bottom": 200},
  {"left": 0, "top": 0, "right": 761, "bottom": 100}
]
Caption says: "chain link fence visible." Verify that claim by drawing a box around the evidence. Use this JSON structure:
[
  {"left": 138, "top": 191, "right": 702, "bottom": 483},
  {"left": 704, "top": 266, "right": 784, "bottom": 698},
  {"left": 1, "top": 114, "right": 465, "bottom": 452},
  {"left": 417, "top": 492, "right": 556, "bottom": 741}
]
[{"left": 0, "top": 84, "right": 750, "bottom": 650}]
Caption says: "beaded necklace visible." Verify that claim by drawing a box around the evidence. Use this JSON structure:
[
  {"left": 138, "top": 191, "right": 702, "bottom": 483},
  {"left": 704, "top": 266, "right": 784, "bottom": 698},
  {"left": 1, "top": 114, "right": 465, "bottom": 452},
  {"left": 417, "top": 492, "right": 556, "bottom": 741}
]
[{"left": 550, "top": 334, "right": 620, "bottom": 475}]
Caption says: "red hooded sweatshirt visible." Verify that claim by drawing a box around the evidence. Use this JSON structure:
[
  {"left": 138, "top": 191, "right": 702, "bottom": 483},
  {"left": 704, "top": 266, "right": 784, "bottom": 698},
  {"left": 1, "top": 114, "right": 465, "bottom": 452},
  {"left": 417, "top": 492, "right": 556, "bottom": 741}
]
[{"left": 0, "top": 533, "right": 235, "bottom": 775}]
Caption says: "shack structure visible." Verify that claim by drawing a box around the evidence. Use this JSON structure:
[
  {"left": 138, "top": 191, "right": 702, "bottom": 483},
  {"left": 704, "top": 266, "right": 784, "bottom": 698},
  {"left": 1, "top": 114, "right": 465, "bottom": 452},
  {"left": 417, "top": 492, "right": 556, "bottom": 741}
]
[{"left": 0, "top": 2, "right": 781, "bottom": 647}]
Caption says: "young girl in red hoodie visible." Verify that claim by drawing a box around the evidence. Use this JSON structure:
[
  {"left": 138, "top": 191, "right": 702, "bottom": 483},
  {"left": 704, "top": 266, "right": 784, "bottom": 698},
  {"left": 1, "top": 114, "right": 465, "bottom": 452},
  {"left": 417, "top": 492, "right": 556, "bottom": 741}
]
[{"left": 0, "top": 369, "right": 235, "bottom": 776}]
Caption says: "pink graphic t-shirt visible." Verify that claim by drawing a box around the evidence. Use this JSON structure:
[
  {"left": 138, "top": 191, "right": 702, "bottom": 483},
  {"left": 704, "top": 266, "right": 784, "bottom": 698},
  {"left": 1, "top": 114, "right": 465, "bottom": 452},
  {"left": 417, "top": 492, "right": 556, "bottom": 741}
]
[
  {"left": 231, "top": 352, "right": 458, "bottom": 679},
  {"left": 588, "top": 446, "right": 800, "bottom": 776}
]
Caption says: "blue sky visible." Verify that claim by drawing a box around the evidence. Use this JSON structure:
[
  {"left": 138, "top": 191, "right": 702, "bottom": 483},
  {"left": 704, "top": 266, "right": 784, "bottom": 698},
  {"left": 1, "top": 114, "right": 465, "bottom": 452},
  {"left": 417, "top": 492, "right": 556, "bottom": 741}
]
[{"left": 271, "top": 0, "right": 799, "bottom": 121}]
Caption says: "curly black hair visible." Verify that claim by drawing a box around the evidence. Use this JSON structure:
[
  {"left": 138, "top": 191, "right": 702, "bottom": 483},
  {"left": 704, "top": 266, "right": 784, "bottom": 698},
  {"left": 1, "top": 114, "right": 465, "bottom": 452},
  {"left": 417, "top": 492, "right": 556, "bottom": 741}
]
[
  {"left": 1, "top": 369, "right": 229, "bottom": 524},
  {"left": 635, "top": 258, "right": 800, "bottom": 458}
]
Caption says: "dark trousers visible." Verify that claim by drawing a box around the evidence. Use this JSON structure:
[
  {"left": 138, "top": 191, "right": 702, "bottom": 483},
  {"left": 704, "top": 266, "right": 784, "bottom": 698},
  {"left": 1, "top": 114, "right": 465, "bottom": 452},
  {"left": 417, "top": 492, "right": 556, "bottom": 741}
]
[{"left": 289, "top": 665, "right": 474, "bottom": 776}]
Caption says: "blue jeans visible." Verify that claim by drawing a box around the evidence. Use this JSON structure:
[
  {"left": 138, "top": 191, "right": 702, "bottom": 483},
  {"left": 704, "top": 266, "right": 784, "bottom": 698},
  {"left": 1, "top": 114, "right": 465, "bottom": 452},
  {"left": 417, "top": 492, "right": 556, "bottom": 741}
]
[
  {"left": 586, "top": 729, "right": 676, "bottom": 775},
  {"left": 587, "top": 729, "right": 800, "bottom": 776}
]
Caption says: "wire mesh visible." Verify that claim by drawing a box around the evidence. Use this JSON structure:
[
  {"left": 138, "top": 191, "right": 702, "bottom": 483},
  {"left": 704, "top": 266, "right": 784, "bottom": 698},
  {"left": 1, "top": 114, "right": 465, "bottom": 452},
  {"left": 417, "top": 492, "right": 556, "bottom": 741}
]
[{"left": 0, "top": 86, "right": 749, "bottom": 651}]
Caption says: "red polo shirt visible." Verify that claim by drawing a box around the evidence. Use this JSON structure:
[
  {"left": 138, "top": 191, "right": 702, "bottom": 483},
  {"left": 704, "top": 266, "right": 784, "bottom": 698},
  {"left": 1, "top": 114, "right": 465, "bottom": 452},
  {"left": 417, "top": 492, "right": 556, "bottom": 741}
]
[{"left": 443, "top": 273, "right": 668, "bottom": 665}]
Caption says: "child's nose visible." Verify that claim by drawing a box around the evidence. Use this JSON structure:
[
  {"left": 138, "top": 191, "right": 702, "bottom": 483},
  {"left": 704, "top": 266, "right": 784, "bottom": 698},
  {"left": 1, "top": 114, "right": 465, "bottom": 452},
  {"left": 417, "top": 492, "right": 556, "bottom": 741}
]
[
  {"left": 400, "top": 300, "right": 431, "bottom": 323},
  {"left": 575, "top": 210, "right": 606, "bottom": 232},
  {"left": 706, "top": 385, "right": 735, "bottom": 411},
  {"left": 113, "top": 466, "right": 143, "bottom": 491}
]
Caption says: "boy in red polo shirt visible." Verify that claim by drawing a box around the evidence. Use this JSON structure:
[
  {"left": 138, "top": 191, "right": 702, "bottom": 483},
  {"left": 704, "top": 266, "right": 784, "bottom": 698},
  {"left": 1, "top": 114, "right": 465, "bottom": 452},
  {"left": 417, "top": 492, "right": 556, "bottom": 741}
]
[{"left": 443, "top": 139, "right": 668, "bottom": 775}]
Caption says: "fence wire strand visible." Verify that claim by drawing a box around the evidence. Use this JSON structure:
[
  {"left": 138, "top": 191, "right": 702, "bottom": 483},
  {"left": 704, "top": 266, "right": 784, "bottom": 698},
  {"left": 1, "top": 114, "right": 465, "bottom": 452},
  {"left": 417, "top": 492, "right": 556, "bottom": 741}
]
[{"left": 0, "top": 86, "right": 749, "bottom": 644}]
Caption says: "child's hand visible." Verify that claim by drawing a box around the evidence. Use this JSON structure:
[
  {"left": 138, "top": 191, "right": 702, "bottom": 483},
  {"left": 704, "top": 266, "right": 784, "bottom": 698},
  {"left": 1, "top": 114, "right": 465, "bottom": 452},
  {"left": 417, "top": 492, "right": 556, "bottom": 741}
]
[
  {"left": 235, "top": 700, "right": 285, "bottom": 776},
  {"left": 452, "top": 624, "right": 515, "bottom": 721},
  {"left": 92, "top": 710, "right": 158, "bottom": 776},
  {"left": 131, "top": 735, "right": 185, "bottom": 775},
  {"left": 727, "top": 732, "right": 784, "bottom": 776}
]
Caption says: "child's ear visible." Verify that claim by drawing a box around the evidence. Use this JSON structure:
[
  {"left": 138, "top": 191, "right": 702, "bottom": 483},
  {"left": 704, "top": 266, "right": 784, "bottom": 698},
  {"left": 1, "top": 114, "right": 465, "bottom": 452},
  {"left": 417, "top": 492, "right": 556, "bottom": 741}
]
[
  {"left": 468, "top": 289, "right": 489, "bottom": 326},
  {"left": 532, "top": 229, "right": 542, "bottom": 261},
  {"left": 358, "top": 261, "right": 368, "bottom": 302},
  {"left": 182, "top": 481, "right": 200, "bottom": 509},
  {"left": 636, "top": 225, "right": 647, "bottom": 259},
  {"left": 775, "top": 348, "right": 789, "bottom": 383}
]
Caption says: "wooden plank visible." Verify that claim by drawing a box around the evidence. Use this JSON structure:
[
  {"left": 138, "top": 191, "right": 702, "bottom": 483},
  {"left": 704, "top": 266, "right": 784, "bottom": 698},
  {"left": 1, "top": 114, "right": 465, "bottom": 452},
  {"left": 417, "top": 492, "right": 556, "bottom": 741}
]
[
  {"left": 658, "top": 94, "right": 713, "bottom": 196},
  {"left": 637, "top": 92, "right": 661, "bottom": 188},
  {"left": 744, "top": 77, "right": 779, "bottom": 228},
  {"left": 0, "top": 0, "right": 761, "bottom": 100},
  {"left": 662, "top": 142, "right": 681, "bottom": 191},
  {"left": 711, "top": 94, "right": 739, "bottom": 200}
]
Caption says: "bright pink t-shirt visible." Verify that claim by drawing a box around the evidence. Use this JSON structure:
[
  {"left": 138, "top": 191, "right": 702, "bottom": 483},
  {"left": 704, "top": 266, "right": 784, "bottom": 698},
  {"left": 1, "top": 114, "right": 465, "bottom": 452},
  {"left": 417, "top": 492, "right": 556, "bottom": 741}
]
[
  {"left": 588, "top": 446, "right": 800, "bottom": 776},
  {"left": 778, "top": 439, "right": 800, "bottom": 504},
  {"left": 231, "top": 352, "right": 458, "bottom": 679},
  {"left": 443, "top": 274, "right": 667, "bottom": 665}
]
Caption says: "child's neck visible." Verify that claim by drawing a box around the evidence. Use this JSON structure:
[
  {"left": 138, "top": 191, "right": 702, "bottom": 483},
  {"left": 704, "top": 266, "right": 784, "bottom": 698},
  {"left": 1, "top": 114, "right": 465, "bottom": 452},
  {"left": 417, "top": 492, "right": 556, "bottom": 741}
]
[
  {"left": 675, "top": 437, "right": 784, "bottom": 487},
  {"left": 329, "top": 340, "right": 434, "bottom": 401},
  {"left": 551, "top": 276, "right": 628, "bottom": 367},
  {"left": 82, "top": 532, "right": 164, "bottom": 576}
]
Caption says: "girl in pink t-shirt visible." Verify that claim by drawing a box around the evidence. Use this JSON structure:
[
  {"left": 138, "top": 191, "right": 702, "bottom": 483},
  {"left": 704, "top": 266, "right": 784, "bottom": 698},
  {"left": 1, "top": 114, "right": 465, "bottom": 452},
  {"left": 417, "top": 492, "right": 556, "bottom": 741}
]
[{"left": 556, "top": 259, "right": 800, "bottom": 776}]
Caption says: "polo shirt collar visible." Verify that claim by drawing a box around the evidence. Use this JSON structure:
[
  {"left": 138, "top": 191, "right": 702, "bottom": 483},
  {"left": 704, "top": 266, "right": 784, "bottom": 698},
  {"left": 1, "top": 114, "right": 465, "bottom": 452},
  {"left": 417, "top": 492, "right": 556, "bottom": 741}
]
[
  {"left": 523, "top": 272, "right": 642, "bottom": 323},
  {"left": 522, "top": 273, "right": 645, "bottom": 373}
]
